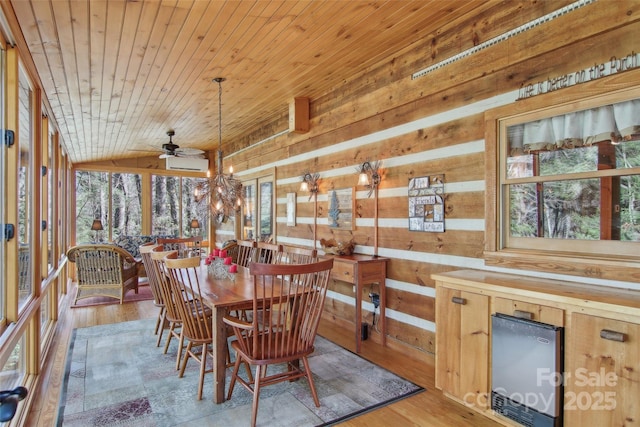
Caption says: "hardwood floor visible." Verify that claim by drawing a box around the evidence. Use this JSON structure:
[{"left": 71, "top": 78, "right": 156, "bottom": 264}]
[{"left": 26, "top": 290, "right": 500, "bottom": 426}]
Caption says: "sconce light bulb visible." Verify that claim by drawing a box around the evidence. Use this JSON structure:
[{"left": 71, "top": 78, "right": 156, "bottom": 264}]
[
  {"left": 300, "top": 181, "right": 309, "bottom": 192},
  {"left": 215, "top": 199, "right": 223, "bottom": 210},
  {"left": 358, "top": 172, "right": 370, "bottom": 186},
  {"left": 206, "top": 170, "right": 211, "bottom": 178},
  {"left": 229, "top": 165, "right": 233, "bottom": 174}
]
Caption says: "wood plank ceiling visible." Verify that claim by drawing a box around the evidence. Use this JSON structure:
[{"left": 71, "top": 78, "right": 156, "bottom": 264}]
[{"left": 8, "top": 0, "right": 488, "bottom": 164}]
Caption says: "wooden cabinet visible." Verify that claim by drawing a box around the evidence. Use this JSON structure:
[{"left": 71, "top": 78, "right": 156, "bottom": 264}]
[
  {"left": 432, "top": 269, "right": 640, "bottom": 427},
  {"left": 565, "top": 314, "right": 640, "bottom": 427},
  {"left": 436, "top": 286, "right": 489, "bottom": 406}
]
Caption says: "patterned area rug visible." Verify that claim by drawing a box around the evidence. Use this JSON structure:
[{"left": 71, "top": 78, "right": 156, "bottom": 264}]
[{"left": 58, "top": 319, "right": 423, "bottom": 426}]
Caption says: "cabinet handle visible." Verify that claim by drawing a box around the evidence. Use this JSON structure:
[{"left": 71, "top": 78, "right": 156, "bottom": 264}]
[
  {"left": 451, "top": 296, "right": 466, "bottom": 305},
  {"left": 600, "top": 329, "right": 626, "bottom": 342},
  {"left": 513, "top": 310, "right": 533, "bottom": 320}
]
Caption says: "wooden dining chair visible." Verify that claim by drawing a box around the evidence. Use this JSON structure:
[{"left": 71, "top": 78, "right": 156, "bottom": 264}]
[
  {"left": 157, "top": 236, "right": 202, "bottom": 257},
  {"left": 150, "top": 247, "right": 185, "bottom": 370},
  {"left": 236, "top": 240, "right": 257, "bottom": 268},
  {"left": 162, "top": 252, "right": 214, "bottom": 400},
  {"left": 220, "top": 240, "right": 239, "bottom": 263},
  {"left": 223, "top": 258, "right": 334, "bottom": 427},
  {"left": 139, "top": 243, "right": 165, "bottom": 345},
  {"left": 280, "top": 245, "right": 318, "bottom": 264},
  {"left": 256, "top": 242, "right": 283, "bottom": 264}
]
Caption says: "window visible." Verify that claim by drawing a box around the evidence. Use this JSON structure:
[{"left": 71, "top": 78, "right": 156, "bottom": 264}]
[
  {"left": 0, "top": 337, "right": 25, "bottom": 390},
  {"left": 0, "top": 44, "right": 4, "bottom": 322},
  {"left": 486, "top": 86, "right": 640, "bottom": 280},
  {"left": 47, "top": 129, "right": 55, "bottom": 270},
  {"left": 259, "top": 180, "right": 273, "bottom": 240},
  {"left": 243, "top": 183, "right": 256, "bottom": 240},
  {"left": 75, "top": 171, "right": 109, "bottom": 243},
  {"left": 17, "top": 65, "right": 33, "bottom": 311},
  {"left": 152, "top": 175, "right": 180, "bottom": 236},
  {"left": 111, "top": 173, "right": 142, "bottom": 238},
  {"left": 181, "top": 177, "right": 208, "bottom": 238}
]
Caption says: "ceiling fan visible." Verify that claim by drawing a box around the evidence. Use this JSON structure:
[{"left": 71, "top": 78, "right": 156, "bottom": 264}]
[{"left": 158, "top": 130, "right": 205, "bottom": 159}]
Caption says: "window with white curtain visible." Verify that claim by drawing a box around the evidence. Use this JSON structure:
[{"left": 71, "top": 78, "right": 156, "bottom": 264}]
[{"left": 500, "top": 96, "right": 640, "bottom": 257}]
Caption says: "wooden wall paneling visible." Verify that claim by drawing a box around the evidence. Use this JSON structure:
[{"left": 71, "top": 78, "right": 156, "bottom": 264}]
[
  {"left": 387, "top": 318, "right": 435, "bottom": 354},
  {"left": 378, "top": 229, "right": 485, "bottom": 259},
  {"left": 387, "top": 260, "right": 462, "bottom": 291},
  {"left": 386, "top": 286, "right": 435, "bottom": 324},
  {"left": 291, "top": 2, "right": 640, "bottom": 150}
]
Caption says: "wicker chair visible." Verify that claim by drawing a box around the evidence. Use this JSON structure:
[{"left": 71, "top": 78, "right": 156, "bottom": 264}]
[{"left": 67, "top": 244, "right": 139, "bottom": 305}]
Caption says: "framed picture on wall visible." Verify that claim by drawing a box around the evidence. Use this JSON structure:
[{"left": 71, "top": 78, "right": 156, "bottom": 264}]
[
  {"left": 327, "top": 187, "right": 355, "bottom": 230},
  {"left": 286, "top": 192, "right": 297, "bottom": 226}
]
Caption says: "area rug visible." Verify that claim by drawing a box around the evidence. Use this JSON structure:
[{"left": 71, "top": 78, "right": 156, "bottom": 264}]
[
  {"left": 58, "top": 319, "right": 423, "bottom": 426},
  {"left": 71, "top": 284, "right": 154, "bottom": 308}
]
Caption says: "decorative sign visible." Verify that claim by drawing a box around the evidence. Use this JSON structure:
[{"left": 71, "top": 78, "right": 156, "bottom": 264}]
[
  {"left": 517, "top": 50, "right": 639, "bottom": 100},
  {"left": 408, "top": 175, "right": 445, "bottom": 233},
  {"left": 328, "top": 187, "right": 354, "bottom": 230}
]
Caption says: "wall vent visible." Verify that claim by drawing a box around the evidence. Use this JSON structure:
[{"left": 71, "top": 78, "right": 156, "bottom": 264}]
[{"left": 165, "top": 156, "right": 209, "bottom": 172}]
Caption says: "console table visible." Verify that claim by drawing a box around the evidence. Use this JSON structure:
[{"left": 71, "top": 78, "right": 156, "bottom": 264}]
[{"left": 326, "top": 254, "right": 388, "bottom": 352}]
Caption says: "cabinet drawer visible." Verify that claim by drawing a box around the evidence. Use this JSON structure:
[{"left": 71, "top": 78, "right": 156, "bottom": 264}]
[
  {"left": 493, "top": 297, "right": 564, "bottom": 326},
  {"left": 330, "top": 261, "right": 355, "bottom": 284}
]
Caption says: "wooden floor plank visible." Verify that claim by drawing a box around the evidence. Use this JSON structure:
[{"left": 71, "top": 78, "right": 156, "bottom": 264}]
[{"left": 26, "top": 286, "right": 500, "bottom": 426}]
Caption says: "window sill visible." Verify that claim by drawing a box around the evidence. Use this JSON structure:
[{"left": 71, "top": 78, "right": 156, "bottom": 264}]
[{"left": 483, "top": 249, "right": 640, "bottom": 283}]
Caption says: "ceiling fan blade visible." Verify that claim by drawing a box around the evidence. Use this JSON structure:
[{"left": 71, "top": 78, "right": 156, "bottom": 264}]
[
  {"left": 175, "top": 147, "right": 204, "bottom": 156},
  {"left": 159, "top": 153, "right": 175, "bottom": 159}
]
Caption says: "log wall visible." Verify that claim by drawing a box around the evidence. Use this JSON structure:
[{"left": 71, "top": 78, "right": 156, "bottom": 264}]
[
  {"left": 82, "top": 1, "right": 640, "bottom": 354},
  {"left": 222, "top": 1, "right": 640, "bottom": 354}
]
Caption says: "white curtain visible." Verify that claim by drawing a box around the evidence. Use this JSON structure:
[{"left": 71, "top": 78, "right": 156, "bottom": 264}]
[{"left": 508, "top": 98, "right": 639, "bottom": 154}]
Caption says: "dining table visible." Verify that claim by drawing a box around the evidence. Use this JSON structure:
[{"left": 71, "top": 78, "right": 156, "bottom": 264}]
[{"left": 195, "top": 262, "right": 267, "bottom": 404}]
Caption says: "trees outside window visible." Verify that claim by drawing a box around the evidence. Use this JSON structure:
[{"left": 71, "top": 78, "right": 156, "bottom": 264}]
[
  {"left": 75, "top": 171, "right": 109, "bottom": 243},
  {"left": 111, "top": 173, "right": 142, "bottom": 238}
]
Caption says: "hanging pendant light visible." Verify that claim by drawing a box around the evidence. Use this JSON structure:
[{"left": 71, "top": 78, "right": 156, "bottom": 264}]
[{"left": 195, "top": 77, "right": 243, "bottom": 223}]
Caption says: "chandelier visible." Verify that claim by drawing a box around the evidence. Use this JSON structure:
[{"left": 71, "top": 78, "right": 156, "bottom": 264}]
[{"left": 195, "top": 77, "right": 243, "bottom": 223}]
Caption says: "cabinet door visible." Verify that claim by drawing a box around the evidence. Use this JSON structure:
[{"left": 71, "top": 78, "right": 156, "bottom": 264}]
[
  {"left": 436, "top": 285, "right": 490, "bottom": 408},
  {"left": 565, "top": 313, "right": 640, "bottom": 426}
]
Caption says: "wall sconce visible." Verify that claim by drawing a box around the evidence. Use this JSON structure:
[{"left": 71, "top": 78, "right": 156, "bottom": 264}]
[
  {"left": 356, "top": 161, "right": 382, "bottom": 257},
  {"left": 301, "top": 171, "right": 321, "bottom": 248},
  {"left": 91, "top": 219, "right": 103, "bottom": 243},
  {"left": 357, "top": 161, "right": 382, "bottom": 196},
  {"left": 300, "top": 172, "right": 320, "bottom": 196}
]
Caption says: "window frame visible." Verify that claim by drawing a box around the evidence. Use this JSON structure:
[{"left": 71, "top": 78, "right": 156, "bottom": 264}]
[{"left": 484, "top": 76, "right": 640, "bottom": 282}]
